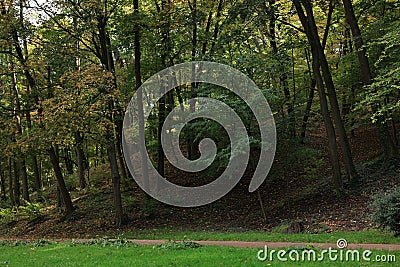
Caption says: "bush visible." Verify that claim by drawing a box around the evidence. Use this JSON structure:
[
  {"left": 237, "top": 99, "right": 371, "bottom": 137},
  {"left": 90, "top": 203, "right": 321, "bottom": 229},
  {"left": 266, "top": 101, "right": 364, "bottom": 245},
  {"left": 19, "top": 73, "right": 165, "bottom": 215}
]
[
  {"left": 0, "top": 202, "right": 44, "bottom": 224},
  {"left": 0, "top": 207, "right": 17, "bottom": 224},
  {"left": 371, "top": 187, "right": 400, "bottom": 236},
  {"left": 19, "top": 202, "right": 44, "bottom": 221}
]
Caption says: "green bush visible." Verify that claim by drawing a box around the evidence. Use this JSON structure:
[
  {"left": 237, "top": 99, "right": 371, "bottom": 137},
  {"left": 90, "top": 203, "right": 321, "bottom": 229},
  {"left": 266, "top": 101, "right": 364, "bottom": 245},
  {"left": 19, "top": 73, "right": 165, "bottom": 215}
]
[
  {"left": 0, "top": 207, "right": 17, "bottom": 224},
  {"left": 19, "top": 201, "right": 44, "bottom": 221},
  {"left": 65, "top": 173, "right": 79, "bottom": 190},
  {"left": 0, "top": 202, "right": 44, "bottom": 224},
  {"left": 371, "top": 187, "right": 400, "bottom": 236}
]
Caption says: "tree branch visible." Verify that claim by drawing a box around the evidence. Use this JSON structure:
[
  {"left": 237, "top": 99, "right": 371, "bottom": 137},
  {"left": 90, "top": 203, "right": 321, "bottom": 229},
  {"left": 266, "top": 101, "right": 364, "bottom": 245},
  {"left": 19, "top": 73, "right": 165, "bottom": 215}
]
[{"left": 276, "top": 17, "right": 305, "bottom": 33}]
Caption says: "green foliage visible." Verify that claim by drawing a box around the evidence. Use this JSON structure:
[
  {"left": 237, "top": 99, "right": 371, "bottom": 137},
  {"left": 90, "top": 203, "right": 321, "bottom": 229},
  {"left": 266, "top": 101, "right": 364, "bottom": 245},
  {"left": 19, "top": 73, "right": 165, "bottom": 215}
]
[
  {"left": 41, "top": 65, "right": 117, "bottom": 148},
  {"left": 18, "top": 202, "right": 44, "bottom": 221},
  {"left": 357, "top": 20, "right": 400, "bottom": 123},
  {"left": 70, "top": 238, "right": 137, "bottom": 248},
  {"left": 270, "top": 222, "right": 289, "bottom": 234},
  {"left": 65, "top": 173, "right": 79, "bottom": 191},
  {"left": 0, "top": 207, "right": 17, "bottom": 224},
  {"left": 371, "top": 187, "right": 400, "bottom": 236},
  {"left": 0, "top": 240, "right": 29, "bottom": 247},
  {"left": 270, "top": 141, "right": 324, "bottom": 182},
  {"left": 0, "top": 202, "right": 43, "bottom": 224},
  {"left": 141, "top": 198, "right": 158, "bottom": 217},
  {"left": 122, "top": 195, "right": 136, "bottom": 208}
]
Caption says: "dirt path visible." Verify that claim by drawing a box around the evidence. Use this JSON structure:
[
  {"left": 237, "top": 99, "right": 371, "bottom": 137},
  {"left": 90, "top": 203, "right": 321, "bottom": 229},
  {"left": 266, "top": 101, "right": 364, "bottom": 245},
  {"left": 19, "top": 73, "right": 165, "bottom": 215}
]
[
  {"left": 130, "top": 239, "right": 400, "bottom": 251},
  {"left": 2, "top": 238, "right": 400, "bottom": 251}
]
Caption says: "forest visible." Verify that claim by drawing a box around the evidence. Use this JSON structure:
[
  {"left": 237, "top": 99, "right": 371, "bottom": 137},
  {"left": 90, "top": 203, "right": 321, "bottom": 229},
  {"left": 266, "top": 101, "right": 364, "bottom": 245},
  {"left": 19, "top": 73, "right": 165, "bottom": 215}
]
[{"left": 0, "top": 0, "right": 400, "bottom": 247}]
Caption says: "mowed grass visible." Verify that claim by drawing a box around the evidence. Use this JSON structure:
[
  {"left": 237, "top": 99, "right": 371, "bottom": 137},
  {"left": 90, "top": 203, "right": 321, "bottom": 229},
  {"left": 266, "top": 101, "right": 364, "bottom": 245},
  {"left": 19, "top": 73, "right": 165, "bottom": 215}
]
[
  {"left": 0, "top": 242, "right": 398, "bottom": 267},
  {"left": 122, "top": 229, "right": 400, "bottom": 244}
]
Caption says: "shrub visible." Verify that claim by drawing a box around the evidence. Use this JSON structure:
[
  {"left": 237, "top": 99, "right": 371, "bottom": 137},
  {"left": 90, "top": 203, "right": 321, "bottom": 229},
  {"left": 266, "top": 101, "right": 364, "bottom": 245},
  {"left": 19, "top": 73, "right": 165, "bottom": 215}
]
[
  {"left": 371, "top": 187, "right": 400, "bottom": 236},
  {"left": 19, "top": 202, "right": 44, "bottom": 221},
  {"left": 0, "top": 202, "right": 44, "bottom": 224},
  {"left": 0, "top": 207, "right": 17, "bottom": 224}
]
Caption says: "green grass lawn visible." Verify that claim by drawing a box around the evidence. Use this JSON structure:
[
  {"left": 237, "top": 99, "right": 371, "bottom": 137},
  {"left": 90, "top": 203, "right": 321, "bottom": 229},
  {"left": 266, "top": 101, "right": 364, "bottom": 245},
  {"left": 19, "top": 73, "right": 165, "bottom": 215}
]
[
  {"left": 121, "top": 229, "right": 400, "bottom": 244},
  {"left": 0, "top": 241, "right": 398, "bottom": 267}
]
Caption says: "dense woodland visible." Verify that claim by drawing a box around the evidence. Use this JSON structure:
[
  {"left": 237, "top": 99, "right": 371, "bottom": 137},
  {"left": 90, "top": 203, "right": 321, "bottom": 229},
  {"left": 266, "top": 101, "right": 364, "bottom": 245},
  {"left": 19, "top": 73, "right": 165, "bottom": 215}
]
[{"left": 0, "top": 0, "right": 399, "bottom": 230}]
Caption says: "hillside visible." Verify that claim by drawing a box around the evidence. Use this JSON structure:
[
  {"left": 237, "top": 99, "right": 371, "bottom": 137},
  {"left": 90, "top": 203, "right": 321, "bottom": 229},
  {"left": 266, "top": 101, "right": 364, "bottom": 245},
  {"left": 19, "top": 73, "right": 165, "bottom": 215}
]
[{"left": 0, "top": 126, "right": 398, "bottom": 239}]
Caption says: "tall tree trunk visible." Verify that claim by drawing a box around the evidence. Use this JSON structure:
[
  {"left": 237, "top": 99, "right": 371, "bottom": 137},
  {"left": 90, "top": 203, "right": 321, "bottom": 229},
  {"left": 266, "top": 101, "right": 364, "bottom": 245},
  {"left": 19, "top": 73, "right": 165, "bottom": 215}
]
[
  {"left": 134, "top": 0, "right": 150, "bottom": 193},
  {"left": 157, "top": 88, "right": 166, "bottom": 177},
  {"left": 25, "top": 80, "right": 41, "bottom": 193},
  {"left": 342, "top": 0, "right": 398, "bottom": 159},
  {"left": 75, "top": 132, "right": 86, "bottom": 189},
  {"left": 188, "top": 0, "right": 198, "bottom": 159},
  {"left": 300, "top": 0, "right": 334, "bottom": 143},
  {"left": 20, "top": 160, "right": 29, "bottom": 202},
  {"left": 13, "top": 160, "right": 20, "bottom": 206},
  {"left": 7, "top": 158, "right": 14, "bottom": 207},
  {"left": 73, "top": 24, "right": 86, "bottom": 190},
  {"left": 157, "top": 0, "right": 172, "bottom": 175},
  {"left": 63, "top": 148, "right": 74, "bottom": 175},
  {"left": 48, "top": 146, "right": 75, "bottom": 214},
  {"left": 107, "top": 138, "right": 123, "bottom": 226},
  {"left": 116, "top": 120, "right": 128, "bottom": 182},
  {"left": 31, "top": 151, "right": 42, "bottom": 192},
  {"left": 96, "top": 13, "right": 124, "bottom": 226},
  {"left": 0, "top": 162, "right": 6, "bottom": 200},
  {"left": 312, "top": 53, "right": 343, "bottom": 191},
  {"left": 10, "top": 51, "right": 30, "bottom": 202},
  {"left": 296, "top": 0, "right": 359, "bottom": 183},
  {"left": 293, "top": 0, "right": 344, "bottom": 191},
  {"left": 209, "top": 0, "right": 224, "bottom": 56}
]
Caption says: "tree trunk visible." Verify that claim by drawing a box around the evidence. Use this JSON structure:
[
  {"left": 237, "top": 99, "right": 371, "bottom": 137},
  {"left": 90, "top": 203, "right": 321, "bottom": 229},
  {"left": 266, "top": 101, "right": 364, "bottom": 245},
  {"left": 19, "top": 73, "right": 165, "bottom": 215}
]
[
  {"left": 25, "top": 91, "right": 42, "bottom": 192},
  {"left": 342, "top": 0, "right": 398, "bottom": 160},
  {"left": 10, "top": 52, "right": 30, "bottom": 202},
  {"left": 13, "top": 160, "right": 20, "bottom": 206},
  {"left": 298, "top": 0, "right": 360, "bottom": 183},
  {"left": 209, "top": 0, "right": 224, "bottom": 56},
  {"left": 157, "top": 89, "right": 166, "bottom": 177},
  {"left": 7, "top": 158, "right": 14, "bottom": 207},
  {"left": 96, "top": 11, "right": 125, "bottom": 226},
  {"left": 48, "top": 145, "right": 75, "bottom": 214},
  {"left": 157, "top": 0, "right": 172, "bottom": 174},
  {"left": 188, "top": 0, "right": 198, "bottom": 159},
  {"left": 75, "top": 132, "right": 87, "bottom": 189},
  {"left": 20, "top": 159, "right": 30, "bottom": 202},
  {"left": 0, "top": 162, "right": 6, "bottom": 200},
  {"left": 300, "top": 0, "right": 334, "bottom": 143},
  {"left": 134, "top": 0, "right": 150, "bottom": 194},
  {"left": 56, "top": 186, "right": 62, "bottom": 208},
  {"left": 293, "top": 0, "right": 343, "bottom": 191},
  {"left": 31, "top": 154, "right": 41, "bottom": 192},
  {"left": 107, "top": 139, "right": 123, "bottom": 227},
  {"left": 115, "top": 120, "right": 128, "bottom": 182},
  {"left": 312, "top": 46, "right": 344, "bottom": 192},
  {"left": 63, "top": 148, "right": 74, "bottom": 175}
]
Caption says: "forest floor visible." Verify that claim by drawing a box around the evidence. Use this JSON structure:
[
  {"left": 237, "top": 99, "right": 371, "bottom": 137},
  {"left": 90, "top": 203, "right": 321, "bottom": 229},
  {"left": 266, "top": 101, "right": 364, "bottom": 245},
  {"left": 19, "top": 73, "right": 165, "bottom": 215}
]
[{"left": 1, "top": 125, "right": 400, "bottom": 239}]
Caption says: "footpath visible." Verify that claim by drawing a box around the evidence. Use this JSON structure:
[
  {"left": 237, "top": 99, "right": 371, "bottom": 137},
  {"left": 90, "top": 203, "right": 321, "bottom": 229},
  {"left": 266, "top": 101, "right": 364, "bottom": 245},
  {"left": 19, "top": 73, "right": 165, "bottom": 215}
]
[{"left": 2, "top": 238, "right": 400, "bottom": 251}]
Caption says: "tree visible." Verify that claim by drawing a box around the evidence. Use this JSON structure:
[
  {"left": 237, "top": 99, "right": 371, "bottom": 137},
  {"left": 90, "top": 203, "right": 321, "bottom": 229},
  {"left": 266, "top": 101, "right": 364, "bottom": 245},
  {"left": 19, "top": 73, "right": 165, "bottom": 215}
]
[
  {"left": 293, "top": 0, "right": 361, "bottom": 190},
  {"left": 342, "top": 0, "right": 398, "bottom": 160},
  {"left": 37, "top": 0, "right": 126, "bottom": 226}
]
